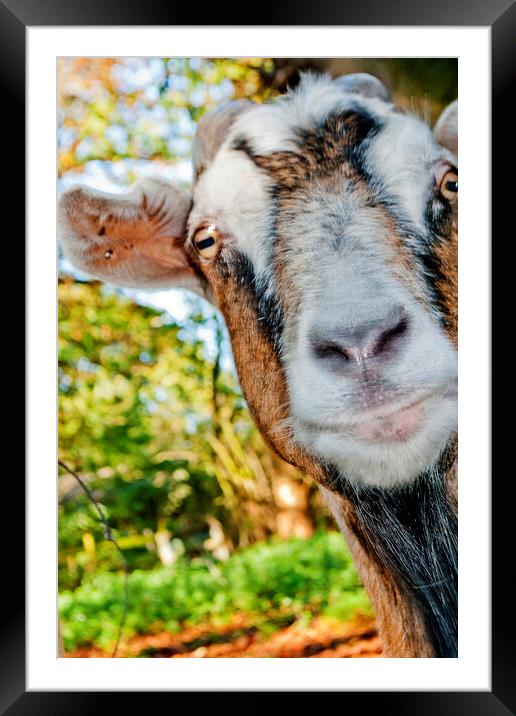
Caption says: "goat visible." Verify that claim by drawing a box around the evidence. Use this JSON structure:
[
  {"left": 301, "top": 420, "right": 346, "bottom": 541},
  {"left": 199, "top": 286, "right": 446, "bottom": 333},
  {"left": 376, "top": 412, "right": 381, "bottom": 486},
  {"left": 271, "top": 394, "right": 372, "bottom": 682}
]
[{"left": 58, "top": 73, "right": 458, "bottom": 658}]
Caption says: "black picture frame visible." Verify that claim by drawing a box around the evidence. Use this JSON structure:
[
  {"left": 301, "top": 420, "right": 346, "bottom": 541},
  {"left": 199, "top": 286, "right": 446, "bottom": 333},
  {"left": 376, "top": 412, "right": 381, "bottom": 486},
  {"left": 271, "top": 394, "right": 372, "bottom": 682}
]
[{"left": 6, "top": 0, "right": 512, "bottom": 711}]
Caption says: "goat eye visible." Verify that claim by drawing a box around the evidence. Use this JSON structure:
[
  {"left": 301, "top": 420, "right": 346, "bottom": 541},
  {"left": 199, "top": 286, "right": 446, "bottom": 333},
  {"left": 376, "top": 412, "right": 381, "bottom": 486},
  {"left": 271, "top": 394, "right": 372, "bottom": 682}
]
[
  {"left": 192, "top": 225, "right": 221, "bottom": 260},
  {"left": 438, "top": 169, "right": 458, "bottom": 202}
]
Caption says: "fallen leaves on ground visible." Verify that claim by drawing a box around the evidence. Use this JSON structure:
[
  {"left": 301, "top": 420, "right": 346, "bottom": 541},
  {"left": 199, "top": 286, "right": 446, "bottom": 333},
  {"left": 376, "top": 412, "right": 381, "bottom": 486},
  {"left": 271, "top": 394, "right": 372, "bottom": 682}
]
[{"left": 66, "top": 613, "right": 382, "bottom": 658}]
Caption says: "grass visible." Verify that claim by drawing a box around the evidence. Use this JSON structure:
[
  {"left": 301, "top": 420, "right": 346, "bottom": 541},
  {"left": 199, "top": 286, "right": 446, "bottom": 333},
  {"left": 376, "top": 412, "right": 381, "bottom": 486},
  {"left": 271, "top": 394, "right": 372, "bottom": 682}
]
[{"left": 59, "top": 530, "right": 371, "bottom": 651}]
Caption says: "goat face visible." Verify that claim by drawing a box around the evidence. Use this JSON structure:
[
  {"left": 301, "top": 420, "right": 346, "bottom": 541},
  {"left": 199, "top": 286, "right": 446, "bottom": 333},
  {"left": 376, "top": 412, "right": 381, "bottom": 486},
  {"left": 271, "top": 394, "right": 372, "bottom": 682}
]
[
  {"left": 59, "top": 73, "right": 458, "bottom": 490},
  {"left": 188, "top": 75, "right": 458, "bottom": 488}
]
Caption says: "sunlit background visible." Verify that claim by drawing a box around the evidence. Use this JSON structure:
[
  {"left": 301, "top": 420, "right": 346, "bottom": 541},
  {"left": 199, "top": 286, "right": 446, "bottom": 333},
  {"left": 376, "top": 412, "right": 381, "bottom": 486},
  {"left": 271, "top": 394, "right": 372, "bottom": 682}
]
[{"left": 58, "top": 57, "right": 457, "bottom": 658}]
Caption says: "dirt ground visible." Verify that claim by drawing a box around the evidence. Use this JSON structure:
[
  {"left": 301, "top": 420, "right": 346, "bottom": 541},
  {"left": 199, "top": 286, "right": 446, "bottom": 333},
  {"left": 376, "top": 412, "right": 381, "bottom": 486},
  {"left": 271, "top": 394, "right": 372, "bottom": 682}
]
[{"left": 66, "top": 614, "right": 382, "bottom": 658}]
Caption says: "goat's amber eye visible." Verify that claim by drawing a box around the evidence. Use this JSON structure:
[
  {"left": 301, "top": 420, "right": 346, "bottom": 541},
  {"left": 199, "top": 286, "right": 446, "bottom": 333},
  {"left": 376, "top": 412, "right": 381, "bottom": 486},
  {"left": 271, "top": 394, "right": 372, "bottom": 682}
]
[
  {"left": 192, "top": 225, "right": 221, "bottom": 260},
  {"left": 438, "top": 169, "right": 458, "bottom": 202}
]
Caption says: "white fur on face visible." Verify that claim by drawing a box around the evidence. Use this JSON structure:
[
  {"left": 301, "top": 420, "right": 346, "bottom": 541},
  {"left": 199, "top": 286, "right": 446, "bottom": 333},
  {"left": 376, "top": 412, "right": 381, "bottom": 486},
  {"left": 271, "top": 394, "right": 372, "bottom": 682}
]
[
  {"left": 191, "top": 75, "right": 458, "bottom": 488},
  {"left": 228, "top": 74, "right": 394, "bottom": 156},
  {"left": 189, "top": 148, "right": 274, "bottom": 278},
  {"left": 286, "top": 280, "right": 457, "bottom": 487},
  {"left": 364, "top": 112, "right": 457, "bottom": 231},
  {"left": 273, "top": 174, "right": 457, "bottom": 487}
]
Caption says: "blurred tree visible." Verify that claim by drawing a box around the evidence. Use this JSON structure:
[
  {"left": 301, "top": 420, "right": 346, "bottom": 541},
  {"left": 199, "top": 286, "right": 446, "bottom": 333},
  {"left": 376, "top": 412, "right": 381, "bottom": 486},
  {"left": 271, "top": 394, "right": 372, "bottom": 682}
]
[
  {"left": 58, "top": 278, "right": 324, "bottom": 589},
  {"left": 58, "top": 57, "right": 279, "bottom": 176}
]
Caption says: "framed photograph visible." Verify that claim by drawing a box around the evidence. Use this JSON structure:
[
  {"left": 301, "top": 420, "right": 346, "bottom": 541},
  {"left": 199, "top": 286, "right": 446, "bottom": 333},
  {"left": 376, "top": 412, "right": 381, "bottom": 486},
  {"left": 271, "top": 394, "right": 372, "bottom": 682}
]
[{"left": 7, "top": 0, "right": 511, "bottom": 710}]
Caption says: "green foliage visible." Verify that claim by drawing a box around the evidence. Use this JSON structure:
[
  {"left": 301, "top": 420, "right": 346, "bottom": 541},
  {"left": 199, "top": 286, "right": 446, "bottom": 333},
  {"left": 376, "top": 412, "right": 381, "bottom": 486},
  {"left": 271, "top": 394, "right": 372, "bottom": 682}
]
[
  {"left": 58, "top": 278, "right": 325, "bottom": 589},
  {"left": 59, "top": 531, "right": 371, "bottom": 651},
  {"left": 59, "top": 279, "right": 224, "bottom": 552},
  {"left": 58, "top": 57, "right": 278, "bottom": 175}
]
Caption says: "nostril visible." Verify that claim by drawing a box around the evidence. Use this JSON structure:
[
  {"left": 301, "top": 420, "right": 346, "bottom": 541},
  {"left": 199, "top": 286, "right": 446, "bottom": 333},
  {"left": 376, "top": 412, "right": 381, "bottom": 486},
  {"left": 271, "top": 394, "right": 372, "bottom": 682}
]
[
  {"left": 311, "top": 341, "right": 351, "bottom": 362},
  {"left": 374, "top": 315, "right": 409, "bottom": 356},
  {"left": 308, "top": 308, "right": 409, "bottom": 370}
]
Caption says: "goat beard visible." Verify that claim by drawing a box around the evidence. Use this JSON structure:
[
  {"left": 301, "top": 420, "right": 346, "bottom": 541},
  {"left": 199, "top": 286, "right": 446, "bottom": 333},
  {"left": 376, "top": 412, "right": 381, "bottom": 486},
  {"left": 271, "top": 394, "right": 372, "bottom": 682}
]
[{"left": 325, "top": 436, "right": 458, "bottom": 658}]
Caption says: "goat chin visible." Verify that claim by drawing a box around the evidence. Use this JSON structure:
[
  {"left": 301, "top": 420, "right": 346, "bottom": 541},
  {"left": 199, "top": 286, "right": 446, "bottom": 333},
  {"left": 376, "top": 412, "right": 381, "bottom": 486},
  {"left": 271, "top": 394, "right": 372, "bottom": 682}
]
[{"left": 293, "top": 395, "right": 457, "bottom": 488}]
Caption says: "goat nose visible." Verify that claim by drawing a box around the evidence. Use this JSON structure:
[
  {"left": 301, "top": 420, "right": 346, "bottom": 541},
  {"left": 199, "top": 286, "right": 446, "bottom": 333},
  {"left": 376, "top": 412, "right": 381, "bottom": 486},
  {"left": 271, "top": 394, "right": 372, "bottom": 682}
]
[{"left": 310, "top": 309, "right": 409, "bottom": 369}]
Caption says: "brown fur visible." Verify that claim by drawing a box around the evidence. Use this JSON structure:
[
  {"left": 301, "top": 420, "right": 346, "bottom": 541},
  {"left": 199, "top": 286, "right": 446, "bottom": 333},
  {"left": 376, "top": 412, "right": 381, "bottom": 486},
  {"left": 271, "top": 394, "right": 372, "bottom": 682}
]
[
  {"left": 197, "top": 251, "right": 330, "bottom": 486},
  {"left": 321, "top": 487, "right": 434, "bottom": 657}
]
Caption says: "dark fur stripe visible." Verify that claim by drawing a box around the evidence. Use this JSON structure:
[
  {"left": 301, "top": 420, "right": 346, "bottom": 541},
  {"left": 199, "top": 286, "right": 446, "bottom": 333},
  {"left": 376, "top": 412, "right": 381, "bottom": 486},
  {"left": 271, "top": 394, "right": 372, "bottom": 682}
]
[
  {"left": 233, "top": 108, "right": 381, "bottom": 185},
  {"left": 415, "top": 239, "right": 455, "bottom": 328},
  {"left": 331, "top": 442, "right": 458, "bottom": 657},
  {"left": 296, "top": 108, "right": 381, "bottom": 178},
  {"left": 219, "top": 250, "right": 284, "bottom": 350}
]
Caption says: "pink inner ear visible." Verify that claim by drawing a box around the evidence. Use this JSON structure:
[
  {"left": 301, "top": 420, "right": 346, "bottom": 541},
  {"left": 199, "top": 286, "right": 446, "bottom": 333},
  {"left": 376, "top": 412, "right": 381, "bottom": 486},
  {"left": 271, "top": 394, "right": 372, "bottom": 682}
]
[
  {"left": 143, "top": 235, "right": 196, "bottom": 275},
  {"left": 90, "top": 226, "right": 199, "bottom": 287}
]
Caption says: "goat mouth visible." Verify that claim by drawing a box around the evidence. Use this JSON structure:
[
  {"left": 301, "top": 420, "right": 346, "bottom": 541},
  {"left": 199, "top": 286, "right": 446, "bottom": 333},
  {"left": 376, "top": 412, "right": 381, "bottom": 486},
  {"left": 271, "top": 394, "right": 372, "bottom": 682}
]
[
  {"left": 293, "top": 385, "right": 456, "bottom": 441},
  {"left": 354, "top": 397, "right": 429, "bottom": 443}
]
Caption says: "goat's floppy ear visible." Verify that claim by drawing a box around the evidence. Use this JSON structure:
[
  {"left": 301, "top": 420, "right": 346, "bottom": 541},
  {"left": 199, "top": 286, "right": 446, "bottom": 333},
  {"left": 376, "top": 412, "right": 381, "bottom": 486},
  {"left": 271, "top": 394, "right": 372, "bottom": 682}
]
[
  {"left": 334, "top": 73, "right": 391, "bottom": 102},
  {"left": 434, "top": 100, "right": 458, "bottom": 157},
  {"left": 192, "top": 100, "right": 252, "bottom": 178},
  {"left": 59, "top": 178, "right": 209, "bottom": 298}
]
